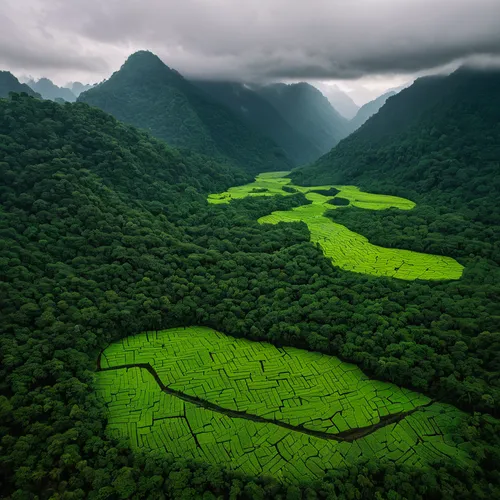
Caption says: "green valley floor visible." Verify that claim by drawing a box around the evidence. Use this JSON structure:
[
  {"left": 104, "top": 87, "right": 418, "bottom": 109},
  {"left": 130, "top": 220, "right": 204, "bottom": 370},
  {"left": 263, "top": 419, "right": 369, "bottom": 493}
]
[
  {"left": 208, "top": 172, "right": 464, "bottom": 280},
  {"left": 96, "top": 327, "right": 470, "bottom": 483}
]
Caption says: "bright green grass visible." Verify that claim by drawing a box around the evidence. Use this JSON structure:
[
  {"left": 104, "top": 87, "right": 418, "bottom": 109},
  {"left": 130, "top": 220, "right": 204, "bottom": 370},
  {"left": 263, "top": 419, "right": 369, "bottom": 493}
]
[
  {"left": 101, "top": 327, "right": 430, "bottom": 433},
  {"left": 208, "top": 172, "right": 464, "bottom": 281},
  {"left": 96, "top": 327, "right": 471, "bottom": 482}
]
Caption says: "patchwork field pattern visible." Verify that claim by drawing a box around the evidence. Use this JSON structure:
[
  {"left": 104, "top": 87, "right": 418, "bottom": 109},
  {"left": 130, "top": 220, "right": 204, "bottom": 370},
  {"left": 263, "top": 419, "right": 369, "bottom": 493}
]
[
  {"left": 208, "top": 172, "right": 464, "bottom": 280},
  {"left": 96, "top": 327, "right": 470, "bottom": 482}
]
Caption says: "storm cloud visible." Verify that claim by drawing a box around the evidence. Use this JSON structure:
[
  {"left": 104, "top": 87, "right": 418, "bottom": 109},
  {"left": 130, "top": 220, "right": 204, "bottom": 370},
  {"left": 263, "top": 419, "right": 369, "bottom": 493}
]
[{"left": 2, "top": 0, "right": 500, "bottom": 83}]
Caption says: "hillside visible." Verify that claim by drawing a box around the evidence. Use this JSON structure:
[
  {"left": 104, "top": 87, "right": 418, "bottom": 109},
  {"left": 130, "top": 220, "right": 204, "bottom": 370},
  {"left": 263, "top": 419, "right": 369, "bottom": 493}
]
[
  {"left": 78, "top": 51, "right": 291, "bottom": 174},
  {"left": 256, "top": 82, "right": 350, "bottom": 157},
  {"left": 27, "top": 77, "right": 77, "bottom": 102},
  {"left": 68, "top": 81, "right": 94, "bottom": 96},
  {"left": 349, "top": 90, "right": 396, "bottom": 132},
  {"left": 292, "top": 69, "right": 500, "bottom": 208},
  {"left": 0, "top": 71, "right": 40, "bottom": 98},
  {"left": 291, "top": 67, "right": 500, "bottom": 289},
  {"left": 192, "top": 80, "right": 323, "bottom": 165},
  {"left": 1, "top": 93, "right": 500, "bottom": 499},
  {"left": 318, "top": 83, "right": 360, "bottom": 119}
]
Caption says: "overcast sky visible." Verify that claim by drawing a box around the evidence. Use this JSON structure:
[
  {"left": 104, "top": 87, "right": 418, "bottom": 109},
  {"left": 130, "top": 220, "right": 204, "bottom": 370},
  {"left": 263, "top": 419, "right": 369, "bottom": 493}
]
[{"left": 2, "top": 0, "right": 500, "bottom": 104}]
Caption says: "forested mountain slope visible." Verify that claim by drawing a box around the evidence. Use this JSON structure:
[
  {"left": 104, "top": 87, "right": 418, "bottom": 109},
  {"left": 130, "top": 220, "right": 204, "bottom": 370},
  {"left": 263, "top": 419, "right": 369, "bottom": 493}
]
[
  {"left": 349, "top": 90, "right": 396, "bottom": 132},
  {"left": 292, "top": 68, "right": 500, "bottom": 233},
  {"left": 27, "top": 77, "right": 77, "bottom": 102},
  {"left": 191, "top": 80, "right": 323, "bottom": 165},
  {"left": 1, "top": 93, "right": 500, "bottom": 498},
  {"left": 78, "top": 51, "right": 291, "bottom": 174},
  {"left": 0, "top": 71, "right": 40, "bottom": 98},
  {"left": 256, "top": 82, "right": 350, "bottom": 156}
]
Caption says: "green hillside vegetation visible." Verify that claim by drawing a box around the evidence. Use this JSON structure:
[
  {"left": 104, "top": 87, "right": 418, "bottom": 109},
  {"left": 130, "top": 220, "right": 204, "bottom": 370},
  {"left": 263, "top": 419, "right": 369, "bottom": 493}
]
[
  {"left": 292, "top": 68, "right": 500, "bottom": 208},
  {"left": 210, "top": 172, "right": 463, "bottom": 280},
  {"left": 256, "top": 82, "right": 350, "bottom": 157},
  {"left": 78, "top": 51, "right": 291, "bottom": 174},
  {"left": 1, "top": 94, "right": 500, "bottom": 498},
  {"left": 96, "top": 327, "right": 470, "bottom": 482},
  {"left": 27, "top": 77, "right": 77, "bottom": 102},
  {"left": 290, "top": 67, "right": 500, "bottom": 284},
  {"left": 192, "top": 80, "right": 324, "bottom": 165},
  {"left": 0, "top": 71, "right": 41, "bottom": 98},
  {"left": 349, "top": 91, "right": 397, "bottom": 132}
]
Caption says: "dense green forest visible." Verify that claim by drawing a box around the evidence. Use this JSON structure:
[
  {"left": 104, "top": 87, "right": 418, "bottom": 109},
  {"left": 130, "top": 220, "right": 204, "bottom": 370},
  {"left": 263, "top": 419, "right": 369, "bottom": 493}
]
[
  {"left": 292, "top": 68, "right": 500, "bottom": 281},
  {"left": 256, "top": 82, "right": 350, "bottom": 157},
  {"left": 77, "top": 51, "right": 291, "bottom": 174},
  {"left": 1, "top": 92, "right": 500, "bottom": 498},
  {"left": 191, "top": 80, "right": 324, "bottom": 165}
]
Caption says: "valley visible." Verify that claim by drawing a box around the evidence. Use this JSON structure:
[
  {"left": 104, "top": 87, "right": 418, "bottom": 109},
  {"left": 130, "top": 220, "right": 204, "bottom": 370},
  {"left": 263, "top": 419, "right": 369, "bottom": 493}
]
[
  {"left": 209, "top": 172, "right": 463, "bottom": 280},
  {"left": 1, "top": 37, "right": 500, "bottom": 498}
]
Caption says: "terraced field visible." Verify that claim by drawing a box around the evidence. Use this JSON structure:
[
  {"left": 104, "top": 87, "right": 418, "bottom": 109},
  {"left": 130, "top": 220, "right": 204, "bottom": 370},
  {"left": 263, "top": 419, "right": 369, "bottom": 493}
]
[
  {"left": 208, "top": 172, "right": 464, "bottom": 280},
  {"left": 96, "top": 327, "right": 470, "bottom": 482}
]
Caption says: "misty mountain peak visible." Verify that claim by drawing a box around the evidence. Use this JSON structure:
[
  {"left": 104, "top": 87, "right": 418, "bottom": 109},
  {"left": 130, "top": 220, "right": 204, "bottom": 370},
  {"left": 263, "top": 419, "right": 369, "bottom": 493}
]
[{"left": 122, "top": 51, "right": 172, "bottom": 73}]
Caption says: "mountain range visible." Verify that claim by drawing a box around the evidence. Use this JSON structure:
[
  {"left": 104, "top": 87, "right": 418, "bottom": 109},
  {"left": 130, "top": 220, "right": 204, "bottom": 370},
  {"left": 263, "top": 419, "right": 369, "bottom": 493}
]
[
  {"left": 315, "top": 83, "right": 360, "bottom": 119},
  {"left": 292, "top": 68, "right": 500, "bottom": 220},
  {"left": 348, "top": 90, "right": 396, "bottom": 133},
  {"left": 0, "top": 71, "right": 40, "bottom": 98},
  {"left": 78, "top": 51, "right": 292, "bottom": 174},
  {"left": 1, "top": 52, "right": 402, "bottom": 170},
  {"left": 192, "top": 80, "right": 346, "bottom": 165},
  {"left": 1, "top": 50, "right": 500, "bottom": 500},
  {"left": 255, "top": 82, "right": 351, "bottom": 160},
  {"left": 67, "top": 81, "right": 95, "bottom": 97},
  {"left": 26, "top": 78, "right": 77, "bottom": 102}
]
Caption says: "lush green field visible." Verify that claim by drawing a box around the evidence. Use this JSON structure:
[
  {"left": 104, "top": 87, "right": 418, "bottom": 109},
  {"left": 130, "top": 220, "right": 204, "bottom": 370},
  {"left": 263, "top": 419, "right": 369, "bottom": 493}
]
[
  {"left": 208, "top": 172, "right": 463, "bottom": 280},
  {"left": 96, "top": 327, "right": 470, "bottom": 482}
]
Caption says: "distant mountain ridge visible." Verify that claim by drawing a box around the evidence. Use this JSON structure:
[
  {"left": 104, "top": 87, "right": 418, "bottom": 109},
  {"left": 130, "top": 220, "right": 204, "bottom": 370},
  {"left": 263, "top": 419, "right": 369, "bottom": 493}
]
[
  {"left": 68, "top": 81, "right": 95, "bottom": 97},
  {"left": 256, "top": 82, "right": 351, "bottom": 159},
  {"left": 291, "top": 68, "right": 500, "bottom": 215},
  {"left": 78, "top": 51, "right": 292, "bottom": 174},
  {"left": 27, "top": 78, "right": 77, "bottom": 102},
  {"left": 318, "top": 84, "right": 360, "bottom": 119},
  {"left": 349, "top": 90, "right": 397, "bottom": 133},
  {"left": 0, "top": 71, "right": 41, "bottom": 98},
  {"left": 191, "top": 80, "right": 325, "bottom": 165}
]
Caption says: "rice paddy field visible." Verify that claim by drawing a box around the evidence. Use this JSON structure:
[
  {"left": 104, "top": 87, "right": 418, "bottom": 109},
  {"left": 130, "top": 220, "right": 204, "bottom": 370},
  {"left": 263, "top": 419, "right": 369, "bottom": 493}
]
[
  {"left": 96, "top": 327, "right": 471, "bottom": 483},
  {"left": 208, "top": 172, "right": 464, "bottom": 280}
]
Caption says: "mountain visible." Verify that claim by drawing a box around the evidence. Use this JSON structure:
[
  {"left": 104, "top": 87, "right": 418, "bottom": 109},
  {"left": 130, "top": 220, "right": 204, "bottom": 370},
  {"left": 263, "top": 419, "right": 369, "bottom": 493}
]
[
  {"left": 292, "top": 68, "right": 500, "bottom": 200},
  {"left": 291, "top": 68, "right": 500, "bottom": 267},
  {"left": 191, "top": 80, "right": 323, "bottom": 165},
  {"left": 27, "top": 77, "right": 77, "bottom": 102},
  {"left": 0, "top": 71, "right": 40, "bottom": 98},
  {"left": 78, "top": 51, "right": 291, "bottom": 174},
  {"left": 256, "top": 82, "right": 350, "bottom": 158},
  {"left": 290, "top": 68, "right": 500, "bottom": 417},
  {"left": 0, "top": 93, "right": 247, "bottom": 206},
  {"left": 316, "top": 83, "right": 360, "bottom": 119},
  {"left": 349, "top": 90, "right": 396, "bottom": 132},
  {"left": 1, "top": 90, "right": 499, "bottom": 500},
  {"left": 68, "top": 81, "right": 95, "bottom": 96}
]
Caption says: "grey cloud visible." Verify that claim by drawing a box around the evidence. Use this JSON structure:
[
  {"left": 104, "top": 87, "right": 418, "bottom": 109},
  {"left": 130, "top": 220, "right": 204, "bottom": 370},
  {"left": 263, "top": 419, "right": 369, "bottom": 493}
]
[
  {"left": 0, "top": 9, "right": 109, "bottom": 75},
  {"left": 2, "top": 0, "right": 500, "bottom": 82}
]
